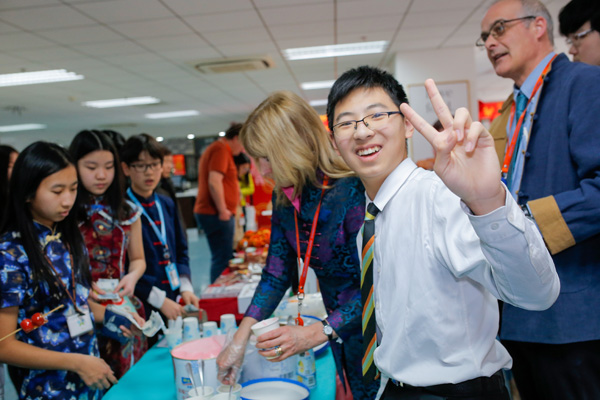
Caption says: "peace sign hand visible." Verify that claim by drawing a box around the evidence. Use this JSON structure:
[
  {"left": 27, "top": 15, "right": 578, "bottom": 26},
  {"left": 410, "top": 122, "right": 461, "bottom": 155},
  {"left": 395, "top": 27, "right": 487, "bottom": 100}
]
[{"left": 399, "top": 79, "right": 505, "bottom": 215}]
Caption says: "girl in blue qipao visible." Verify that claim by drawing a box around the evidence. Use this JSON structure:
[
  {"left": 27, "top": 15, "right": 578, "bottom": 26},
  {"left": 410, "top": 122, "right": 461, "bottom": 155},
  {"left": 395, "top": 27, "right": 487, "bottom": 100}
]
[
  {"left": 0, "top": 142, "right": 122, "bottom": 400},
  {"left": 217, "top": 91, "right": 380, "bottom": 399}
]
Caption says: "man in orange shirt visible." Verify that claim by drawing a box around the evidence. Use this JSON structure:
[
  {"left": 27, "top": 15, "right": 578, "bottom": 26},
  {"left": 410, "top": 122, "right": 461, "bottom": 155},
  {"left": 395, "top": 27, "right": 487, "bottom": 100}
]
[{"left": 194, "top": 123, "right": 244, "bottom": 282}]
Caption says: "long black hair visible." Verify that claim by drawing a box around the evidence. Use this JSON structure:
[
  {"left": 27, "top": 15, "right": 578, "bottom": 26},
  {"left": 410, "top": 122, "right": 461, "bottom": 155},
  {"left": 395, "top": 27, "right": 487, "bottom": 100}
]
[
  {"left": 4, "top": 142, "right": 90, "bottom": 296},
  {"left": 69, "top": 130, "right": 132, "bottom": 222},
  {"left": 0, "top": 145, "right": 18, "bottom": 229}
]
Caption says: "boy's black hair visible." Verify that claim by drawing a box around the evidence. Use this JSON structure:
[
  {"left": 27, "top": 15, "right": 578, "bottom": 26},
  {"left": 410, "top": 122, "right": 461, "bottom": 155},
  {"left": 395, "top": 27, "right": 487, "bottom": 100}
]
[
  {"left": 120, "top": 133, "right": 164, "bottom": 165},
  {"left": 225, "top": 123, "right": 243, "bottom": 140},
  {"left": 233, "top": 152, "right": 251, "bottom": 166},
  {"left": 3, "top": 142, "right": 90, "bottom": 298},
  {"left": 69, "top": 130, "right": 132, "bottom": 222},
  {"left": 327, "top": 66, "right": 408, "bottom": 132},
  {"left": 559, "top": 0, "right": 600, "bottom": 36}
]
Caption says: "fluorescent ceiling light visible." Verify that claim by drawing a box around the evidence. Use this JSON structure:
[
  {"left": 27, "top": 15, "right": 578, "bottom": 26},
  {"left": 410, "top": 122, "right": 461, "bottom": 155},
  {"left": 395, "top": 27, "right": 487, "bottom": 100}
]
[
  {"left": 218, "top": 131, "right": 226, "bottom": 137},
  {"left": 156, "top": 136, "right": 164, "bottom": 142},
  {"left": 187, "top": 134, "right": 195, "bottom": 140},
  {"left": 145, "top": 110, "right": 200, "bottom": 119},
  {"left": 309, "top": 99, "right": 328, "bottom": 107},
  {"left": 0, "top": 69, "right": 83, "bottom": 87},
  {"left": 0, "top": 123, "right": 46, "bottom": 132},
  {"left": 283, "top": 41, "right": 388, "bottom": 61},
  {"left": 82, "top": 96, "right": 160, "bottom": 109},
  {"left": 301, "top": 80, "right": 335, "bottom": 90}
]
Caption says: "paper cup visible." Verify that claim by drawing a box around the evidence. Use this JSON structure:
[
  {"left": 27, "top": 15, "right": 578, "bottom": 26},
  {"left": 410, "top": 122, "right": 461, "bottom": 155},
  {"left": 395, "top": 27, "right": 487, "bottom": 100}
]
[
  {"left": 212, "top": 394, "right": 235, "bottom": 400},
  {"left": 220, "top": 314, "right": 237, "bottom": 336},
  {"left": 188, "top": 386, "right": 215, "bottom": 398},
  {"left": 183, "top": 317, "right": 200, "bottom": 342},
  {"left": 165, "top": 329, "right": 183, "bottom": 349},
  {"left": 202, "top": 321, "right": 218, "bottom": 337},
  {"left": 250, "top": 317, "right": 279, "bottom": 337}
]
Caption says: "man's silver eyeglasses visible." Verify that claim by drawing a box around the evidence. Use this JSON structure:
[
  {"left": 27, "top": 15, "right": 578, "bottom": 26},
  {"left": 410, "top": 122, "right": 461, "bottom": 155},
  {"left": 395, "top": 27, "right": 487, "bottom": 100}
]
[
  {"left": 129, "top": 161, "right": 162, "bottom": 172},
  {"left": 566, "top": 28, "right": 594, "bottom": 47},
  {"left": 476, "top": 16, "right": 536, "bottom": 47},
  {"left": 332, "top": 111, "right": 402, "bottom": 137}
]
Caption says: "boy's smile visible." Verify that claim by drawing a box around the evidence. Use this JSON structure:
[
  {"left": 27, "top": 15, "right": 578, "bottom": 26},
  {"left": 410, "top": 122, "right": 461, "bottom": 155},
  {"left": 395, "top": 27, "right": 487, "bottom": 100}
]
[{"left": 332, "top": 87, "right": 413, "bottom": 200}]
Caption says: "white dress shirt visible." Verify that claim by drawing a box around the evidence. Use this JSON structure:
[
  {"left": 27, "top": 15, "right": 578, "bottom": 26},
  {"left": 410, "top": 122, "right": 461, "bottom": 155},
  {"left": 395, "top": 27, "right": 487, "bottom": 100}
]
[{"left": 359, "top": 159, "right": 560, "bottom": 396}]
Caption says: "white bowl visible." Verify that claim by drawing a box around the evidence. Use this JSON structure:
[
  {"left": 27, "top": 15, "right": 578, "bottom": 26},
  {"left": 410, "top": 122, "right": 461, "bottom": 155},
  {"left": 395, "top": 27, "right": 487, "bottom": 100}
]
[{"left": 240, "top": 378, "right": 309, "bottom": 400}]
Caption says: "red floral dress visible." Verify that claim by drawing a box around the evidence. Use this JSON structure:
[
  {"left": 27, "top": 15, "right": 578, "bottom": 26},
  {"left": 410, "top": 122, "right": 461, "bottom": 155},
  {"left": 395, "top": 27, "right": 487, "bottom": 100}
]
[{"left": 80, "top": 198, "right": 148, "bottom": 378}]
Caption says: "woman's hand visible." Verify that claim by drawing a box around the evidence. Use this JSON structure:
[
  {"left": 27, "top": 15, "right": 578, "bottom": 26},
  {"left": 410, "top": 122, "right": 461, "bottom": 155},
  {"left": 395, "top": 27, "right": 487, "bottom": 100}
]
[
  {"left": 256, "top": 323, "right": 326, "bottom": 362},
  {"left": 72, "top": 353, "right": 118, "bottom": 390},
  {"left": 114, "top": 273, "right": 139, "bottom": 298},
  {"left": 89, "top": 281, "right": 105, "bottom": 302},
  {"left": 160, "top": 297, "right": 183, "bottom": 320}
]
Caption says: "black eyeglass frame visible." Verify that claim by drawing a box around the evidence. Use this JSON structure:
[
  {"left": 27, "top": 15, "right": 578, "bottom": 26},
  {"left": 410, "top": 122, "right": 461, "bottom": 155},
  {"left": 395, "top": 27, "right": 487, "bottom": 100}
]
[
  {"left": 331, "top": 111, "right": 403, "bottom": 135},
  {"left": 476, "top": 16, "right": 536, "bottom": 47}
]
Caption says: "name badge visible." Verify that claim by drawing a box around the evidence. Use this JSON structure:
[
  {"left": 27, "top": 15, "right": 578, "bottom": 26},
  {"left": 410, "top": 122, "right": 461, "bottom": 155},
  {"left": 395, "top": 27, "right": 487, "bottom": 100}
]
[
  {"left": 166, "top": 263, "right": 180, "bottom": 291},
  {"left": 66, "top": 308, "right": 94, "bottom": 338}
]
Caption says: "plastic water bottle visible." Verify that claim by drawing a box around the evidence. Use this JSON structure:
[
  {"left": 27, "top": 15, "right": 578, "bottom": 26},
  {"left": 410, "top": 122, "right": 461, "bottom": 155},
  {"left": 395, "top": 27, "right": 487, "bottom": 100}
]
[{"left": 296, "top": 348, "right": 317, "bottom": 389}]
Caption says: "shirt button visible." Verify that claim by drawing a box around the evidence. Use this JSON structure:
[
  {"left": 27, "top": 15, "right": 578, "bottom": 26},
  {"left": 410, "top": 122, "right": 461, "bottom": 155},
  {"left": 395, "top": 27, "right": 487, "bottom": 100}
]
[
  {"left": 377, "top": 267, "right": 381, "bottom": 274},
  {"left": 491, "top": 223, "right": 499, "bottom": 230}
]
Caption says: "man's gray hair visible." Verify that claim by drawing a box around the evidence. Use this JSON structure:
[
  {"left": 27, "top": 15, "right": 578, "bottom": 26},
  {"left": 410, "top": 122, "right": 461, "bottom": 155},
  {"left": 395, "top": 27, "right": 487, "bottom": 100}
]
[{"left": 491, "top": 0, "right": 554, "bottom": 45}]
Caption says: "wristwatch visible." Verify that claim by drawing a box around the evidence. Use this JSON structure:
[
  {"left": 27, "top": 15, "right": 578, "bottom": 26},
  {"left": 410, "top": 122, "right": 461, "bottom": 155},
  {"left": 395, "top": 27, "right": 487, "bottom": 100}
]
[{"left": 321, "top": 319, "right": 334, "bottom": 341}]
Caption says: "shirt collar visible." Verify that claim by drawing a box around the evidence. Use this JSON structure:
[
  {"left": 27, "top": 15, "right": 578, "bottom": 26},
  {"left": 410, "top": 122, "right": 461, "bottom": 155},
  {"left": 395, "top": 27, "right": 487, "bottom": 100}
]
[
  {"left": 369, "top": 158, "right": 418, "bottom": 213},
  {"left": 514, "top": 51, "right": 556, "bottom": 99}
]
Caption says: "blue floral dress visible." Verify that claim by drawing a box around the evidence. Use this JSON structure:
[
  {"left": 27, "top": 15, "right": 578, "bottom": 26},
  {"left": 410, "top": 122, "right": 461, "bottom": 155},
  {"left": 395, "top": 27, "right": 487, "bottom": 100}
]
[
  {"left": 245, "top": 174, "right": 380, "bottom": 399},
  {"left": 0, "top": 223, "right": 101, "bottom": 400}
]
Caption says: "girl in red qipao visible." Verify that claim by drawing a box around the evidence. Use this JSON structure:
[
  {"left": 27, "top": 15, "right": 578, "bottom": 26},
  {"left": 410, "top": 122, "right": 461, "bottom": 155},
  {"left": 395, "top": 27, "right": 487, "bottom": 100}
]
[{"left": 70, "top": 130, "right": 148, "bottom": 378}]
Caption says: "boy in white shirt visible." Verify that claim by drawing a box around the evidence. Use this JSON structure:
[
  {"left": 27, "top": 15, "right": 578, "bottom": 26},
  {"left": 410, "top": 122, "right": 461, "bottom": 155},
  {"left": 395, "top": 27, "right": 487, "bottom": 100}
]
[{"left": 327, "top": 66, "right": 560, "bottom": 400}]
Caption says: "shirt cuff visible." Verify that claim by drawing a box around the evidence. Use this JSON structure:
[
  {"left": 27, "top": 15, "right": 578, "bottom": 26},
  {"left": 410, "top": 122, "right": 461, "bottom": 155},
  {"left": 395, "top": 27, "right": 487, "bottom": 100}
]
[
  {"left": 179, "top": 275, "right": 194, "bottom": 293},
  {"left": 147, "top": 286, "right": 167, "bottom": 309}
]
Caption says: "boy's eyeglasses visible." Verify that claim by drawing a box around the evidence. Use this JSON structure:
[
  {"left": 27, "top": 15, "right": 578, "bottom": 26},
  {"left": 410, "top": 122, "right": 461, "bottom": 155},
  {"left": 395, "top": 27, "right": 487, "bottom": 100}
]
[
  {"left": 332, "top": 111, "right": 402, "bottom": 137},
  {"left": 566, "top": 28, "right": 594, "bottom": 47},
  {"left": 476, "top": 16, "right": 536, "bottom": 47},
  {"left": 129, "top": 161, "right": 162, "bottom": 172}
]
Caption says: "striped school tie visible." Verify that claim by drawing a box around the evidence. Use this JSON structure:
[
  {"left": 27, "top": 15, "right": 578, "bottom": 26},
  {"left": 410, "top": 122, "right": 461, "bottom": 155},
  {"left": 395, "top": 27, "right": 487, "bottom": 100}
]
[{"left": 361, "top": 202, "right": 380, "bottom": 382}]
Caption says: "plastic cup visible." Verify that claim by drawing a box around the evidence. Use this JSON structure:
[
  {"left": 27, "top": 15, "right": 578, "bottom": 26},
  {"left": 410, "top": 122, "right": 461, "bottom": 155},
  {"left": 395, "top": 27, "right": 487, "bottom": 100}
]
[
  {"left": 217, "top": 383, "right": 241, "bottom": 399},
  {"left": 212, "top": 393, "right": 236, "bottom": 400},
  {"left": 188, "top": 386, "right": 214, "bottom": 398}
]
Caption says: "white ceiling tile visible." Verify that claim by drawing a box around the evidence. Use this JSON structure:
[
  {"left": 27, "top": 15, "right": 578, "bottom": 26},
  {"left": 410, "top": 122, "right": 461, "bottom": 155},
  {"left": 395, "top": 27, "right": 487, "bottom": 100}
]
[
  {"left": 10, "top": 47, "right": 87, "bottom": 63},
  {"left": 162, "top": 0, "right": 253, "bottom": 15},
  {"left": 254, "top": 0, "right": 328, "bottom": 8},
  {"left": 39, "top": 25, "right": 125, "bottom": 45},
  {"left": 184, "top": 10, "right": 263, "bottom": 32},
  {"left": 136, "top": 34, "right": 212, "bottom": 52},
  {"left": 259, "top": 3, "right": 333, "bottom": 26},
  {"left": 336, "top": 15, "right": 401, "bottom": 35},
  {"left": 110, "top": 17, "right": 195, "bottom": 39},
  {"left": 0, "top": 32, "right": 56, "bottom": 51},
  {"left": 0, "top": 21, "right": 20, "bottom": 33},
  {"left": 402, "top": 9, "right": 473, "bottom": 29},
  {"left": 0, "top": 0, "right": 61, "bottom": 11},
  {"left": 72, "top": 0, "right": 173, "bottom": 23},
  {"left": 202, "top": 29, "right": 272, "bottom": 46},
  {"left": 337, "top": 0, "right": 410, "bottom": 19},
  {"left": 269, "top": 23, "right": 333, "bottom": 41},
  {"left": 160, "top": 47, "right": 223, "bottom": 62},
  {"left": 72, "top": 40, "right": 148, "bottom": 56},
  {"left": 1, "top": 5, "right": 96, "bottom": 30},
  {"left": 217, "top": 43, "right": 279, "bottom": 57}
]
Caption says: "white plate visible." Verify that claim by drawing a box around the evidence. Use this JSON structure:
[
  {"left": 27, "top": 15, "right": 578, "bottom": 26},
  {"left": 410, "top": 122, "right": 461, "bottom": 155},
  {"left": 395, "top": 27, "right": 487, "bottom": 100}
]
[{"left": 241, "top": 378, "right": 309, "bottom": 400}]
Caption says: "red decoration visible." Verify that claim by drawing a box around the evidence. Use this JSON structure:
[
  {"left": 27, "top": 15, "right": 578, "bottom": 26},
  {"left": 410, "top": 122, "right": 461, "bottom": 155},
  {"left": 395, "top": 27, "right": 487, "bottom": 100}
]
[
  {"left": 479, "top": 100, "right": 504, "bottom": 121},
  {"left": 31, "top": 312, "right": 48, "bottom": 327}
]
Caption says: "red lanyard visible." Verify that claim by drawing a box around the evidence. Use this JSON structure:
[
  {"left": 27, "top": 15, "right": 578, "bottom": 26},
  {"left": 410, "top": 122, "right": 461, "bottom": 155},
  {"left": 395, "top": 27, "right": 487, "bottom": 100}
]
[
  {"left": 293, "top": 176, "right": 328, "bottom": 326},
  {"left": 502, "top": 54, "right": 557, "bottom": 174}
]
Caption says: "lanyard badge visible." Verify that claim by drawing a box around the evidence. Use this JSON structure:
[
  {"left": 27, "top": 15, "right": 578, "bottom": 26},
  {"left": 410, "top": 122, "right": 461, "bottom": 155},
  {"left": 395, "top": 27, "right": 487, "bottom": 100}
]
[
  {"left": 294, "top": 176, "right": 328, "bottom": 326},
  {"left": 127, "top": 189, "right": 179, "bottom": 290}
]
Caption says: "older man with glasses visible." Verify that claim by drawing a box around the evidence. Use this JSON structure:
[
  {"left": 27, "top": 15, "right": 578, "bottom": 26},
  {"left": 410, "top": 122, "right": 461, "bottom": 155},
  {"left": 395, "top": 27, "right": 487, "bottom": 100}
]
[
  {"left": 479, "top": 0, "right": 600, "bottom": 399},
  {"left": 558, "top": 0, "right": 600, "bottom": 66}
]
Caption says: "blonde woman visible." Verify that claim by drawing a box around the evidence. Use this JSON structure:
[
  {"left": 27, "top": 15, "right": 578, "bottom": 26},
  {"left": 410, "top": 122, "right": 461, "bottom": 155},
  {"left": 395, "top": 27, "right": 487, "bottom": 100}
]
[{"left": 217, "top": 91, "right": 379, "bottom": 398}]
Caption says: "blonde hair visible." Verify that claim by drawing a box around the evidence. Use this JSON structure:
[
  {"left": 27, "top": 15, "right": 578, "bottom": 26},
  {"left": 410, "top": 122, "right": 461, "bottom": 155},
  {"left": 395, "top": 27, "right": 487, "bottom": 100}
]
[{"left": 241, "top": 91, "right": 353, "bottom": 206}]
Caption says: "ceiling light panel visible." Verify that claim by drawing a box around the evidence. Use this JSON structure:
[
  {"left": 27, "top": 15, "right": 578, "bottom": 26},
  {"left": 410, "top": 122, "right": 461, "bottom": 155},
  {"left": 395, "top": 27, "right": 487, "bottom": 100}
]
[
  {"left": 0, "top": 69, "right": 83, "bottom": 87},
  {"left": 283, "top": 41, "right": 388, "bottom": 60},
  {"left": 82, "top": 96, "right": 160, "bottom": 108},
  {"left": 145, "top": 110, "right": 200, "bottom": 119}
]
